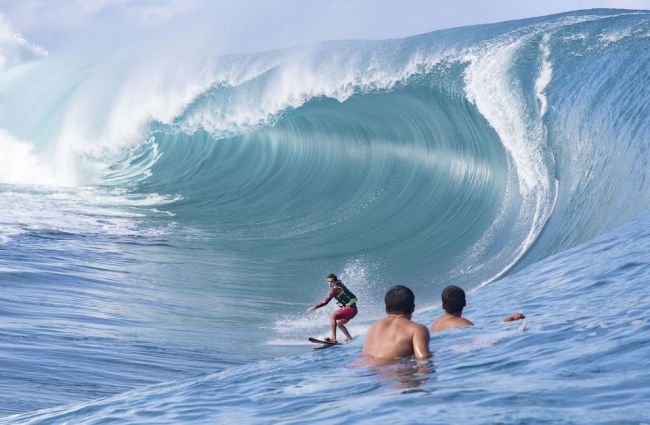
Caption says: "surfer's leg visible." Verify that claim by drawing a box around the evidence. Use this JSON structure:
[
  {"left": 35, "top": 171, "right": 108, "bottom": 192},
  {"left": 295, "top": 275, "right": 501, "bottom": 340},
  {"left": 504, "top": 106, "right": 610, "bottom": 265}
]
[
  {"left": 337, "top": 321, "right": 353, "bottom": 341},
  {"left": 329, "top": 314, "right": 338, "bottom": 342},
  {"left": 333, "top": 306, "right": 357, "bottom": 341}
]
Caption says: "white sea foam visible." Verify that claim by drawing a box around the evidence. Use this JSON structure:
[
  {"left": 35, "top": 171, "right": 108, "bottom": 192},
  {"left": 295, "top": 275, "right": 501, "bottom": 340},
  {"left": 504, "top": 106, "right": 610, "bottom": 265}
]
[
  {"left": 0, "top": 186, "right": 180, "bottom": 244},
  {"left": 598, "top": 27, "right": 634, "bottom": 46},
  {"left": 535, "top": 34, "right": 553, "bottom": 117},
  {"left": 178, "top": 49, "right": 445, "bottom": 138},
  {"left": 0, "top": 129, "right": 58, "bottom": 185}
]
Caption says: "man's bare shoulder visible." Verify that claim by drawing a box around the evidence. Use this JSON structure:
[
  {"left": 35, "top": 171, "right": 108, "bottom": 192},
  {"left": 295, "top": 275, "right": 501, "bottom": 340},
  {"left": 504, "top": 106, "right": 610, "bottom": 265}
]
[
  {"left": 368, "top": 316, "right": 394, "bottom": 329},
  {"left": 365, "top": 316, "right": 396, "bottom": 338},
  {"left": 408, "top": 320, "right": 429, "bottom": 333},
  {"left": 429, "top": 315, "right": 473, "bottom": 333},
  {"left": 363, "top": 315, "right": 429, "bottom": 359},
  {"left": 365, "top": 316, "right": 423, "bottom": 343}
]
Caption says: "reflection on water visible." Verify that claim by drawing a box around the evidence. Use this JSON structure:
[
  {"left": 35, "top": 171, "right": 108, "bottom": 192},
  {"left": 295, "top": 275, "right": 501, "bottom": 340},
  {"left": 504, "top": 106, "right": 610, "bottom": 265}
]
[{"left": 351, "top": 355, "right": 436, "bottom": 392}]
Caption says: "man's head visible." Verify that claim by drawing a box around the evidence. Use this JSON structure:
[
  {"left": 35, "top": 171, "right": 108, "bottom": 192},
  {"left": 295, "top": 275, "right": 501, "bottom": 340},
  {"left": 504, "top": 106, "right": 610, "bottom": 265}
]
[
  {"left": 441, "top": 285, "right": 466, "bottom": 314},
  {"left": 384, "top": 285, "right": 415, "bottom": 315},
  {"left": 327, "top": 273, "right": 338, "bottom": 287}
]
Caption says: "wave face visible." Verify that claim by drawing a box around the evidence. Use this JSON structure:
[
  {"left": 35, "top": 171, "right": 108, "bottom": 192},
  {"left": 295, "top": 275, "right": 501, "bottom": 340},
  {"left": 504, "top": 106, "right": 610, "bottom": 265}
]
[{"left": 2, "top": 8, "right": 650, "bottom": 420}]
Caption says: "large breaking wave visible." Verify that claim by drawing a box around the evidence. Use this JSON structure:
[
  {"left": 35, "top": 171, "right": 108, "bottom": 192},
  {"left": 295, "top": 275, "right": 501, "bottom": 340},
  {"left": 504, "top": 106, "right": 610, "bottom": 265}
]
[
  {"left": 3, "top": 8, "right": 650, "bottom": 421},
  {"left": 2, "top": 8, "right": 650, "bottom": 298}
]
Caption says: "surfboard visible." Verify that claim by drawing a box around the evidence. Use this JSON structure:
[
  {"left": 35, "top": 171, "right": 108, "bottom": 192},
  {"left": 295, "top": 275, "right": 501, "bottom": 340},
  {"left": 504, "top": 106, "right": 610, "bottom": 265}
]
[{"left": 308, "top": 337, "right": 343, "bottom": 345}]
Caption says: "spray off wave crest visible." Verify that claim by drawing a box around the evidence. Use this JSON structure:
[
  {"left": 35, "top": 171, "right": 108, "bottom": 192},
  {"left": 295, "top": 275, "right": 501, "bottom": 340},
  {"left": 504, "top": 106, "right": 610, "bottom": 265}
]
[
  {"left": 0, "top": 36, "right": 218, "bottom": 186},
  {"left": 0, "top": 14, "right": 47, "bottom": 72},
  {"left": 0, "top": 15, "right": 51, "bottom": 185}
]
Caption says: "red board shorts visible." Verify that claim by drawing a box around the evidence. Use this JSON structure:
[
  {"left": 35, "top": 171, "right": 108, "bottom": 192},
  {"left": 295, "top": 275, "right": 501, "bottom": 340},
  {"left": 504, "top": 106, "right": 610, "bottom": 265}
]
[{"left": 333, "top": 306, "right": 358, "bottom": 324}]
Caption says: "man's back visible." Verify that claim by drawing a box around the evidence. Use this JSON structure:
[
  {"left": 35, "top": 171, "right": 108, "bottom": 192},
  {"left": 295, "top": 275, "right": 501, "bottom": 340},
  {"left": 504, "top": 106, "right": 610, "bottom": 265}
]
[
  {"left": 363, "top": 315, "right": 430, "bottom": 359},
  {"left": 429, "top": 314, "right": 473, "bottom": 333}
]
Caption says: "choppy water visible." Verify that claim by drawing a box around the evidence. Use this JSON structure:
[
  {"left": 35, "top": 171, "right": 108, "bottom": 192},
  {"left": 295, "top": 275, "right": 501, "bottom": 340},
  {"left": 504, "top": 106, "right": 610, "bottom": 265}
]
[{"left": 1, "top": 8, "right": 650, "bottom": 424}]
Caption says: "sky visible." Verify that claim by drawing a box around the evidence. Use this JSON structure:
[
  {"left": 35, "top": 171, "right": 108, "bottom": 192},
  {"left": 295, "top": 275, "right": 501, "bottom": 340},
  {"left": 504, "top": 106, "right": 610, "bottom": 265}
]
[{"left": 1, "top": 0, "right": 650, "bottom": 55}]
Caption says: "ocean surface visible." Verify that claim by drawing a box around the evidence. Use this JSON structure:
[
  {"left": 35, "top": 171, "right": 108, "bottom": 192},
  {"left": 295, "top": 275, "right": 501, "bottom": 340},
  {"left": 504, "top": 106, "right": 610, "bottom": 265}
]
[{"left": 1, "top": 8, "right": 649, "bottom": 424}]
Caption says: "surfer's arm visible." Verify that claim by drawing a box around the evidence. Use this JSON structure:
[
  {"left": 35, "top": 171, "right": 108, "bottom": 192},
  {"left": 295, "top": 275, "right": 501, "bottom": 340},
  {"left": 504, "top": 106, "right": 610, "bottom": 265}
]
[
  {"left": 412, "top": 324, "right": 431, "bottom": 359},
  {"left": 502, "top": 313, "right": 525, "bottom": 322},
  {"left": 306, "top": 287, "right": 341, "bottom": 312}
]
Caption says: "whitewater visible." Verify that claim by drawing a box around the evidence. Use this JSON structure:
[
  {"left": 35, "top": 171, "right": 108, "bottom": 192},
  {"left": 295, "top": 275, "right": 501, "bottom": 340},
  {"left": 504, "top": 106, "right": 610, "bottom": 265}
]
[{"left": 1, "top": 8, "right": 649, "bottom": 424}]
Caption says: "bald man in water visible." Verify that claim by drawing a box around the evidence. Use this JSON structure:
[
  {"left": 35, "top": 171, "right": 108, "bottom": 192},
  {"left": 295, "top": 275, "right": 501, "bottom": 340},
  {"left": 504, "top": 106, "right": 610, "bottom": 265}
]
[
  {"left": 363, "top": 285, "right": 431, "bottom": 360},
  {"left": 429, "top": 285, "right": 525, "bottom": 333}
]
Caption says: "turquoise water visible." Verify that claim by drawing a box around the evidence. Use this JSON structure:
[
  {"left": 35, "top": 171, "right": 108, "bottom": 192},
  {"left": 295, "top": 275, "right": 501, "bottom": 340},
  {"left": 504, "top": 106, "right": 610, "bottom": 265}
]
[{"left": 1, "top": 8, "right": 650, "bottom": 423}]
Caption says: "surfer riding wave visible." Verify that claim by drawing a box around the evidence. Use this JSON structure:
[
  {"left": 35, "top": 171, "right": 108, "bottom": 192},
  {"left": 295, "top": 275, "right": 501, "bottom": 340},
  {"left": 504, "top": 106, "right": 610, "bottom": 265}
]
[{"left": 307, "top": 274, "right": 358, "bottom": 342}]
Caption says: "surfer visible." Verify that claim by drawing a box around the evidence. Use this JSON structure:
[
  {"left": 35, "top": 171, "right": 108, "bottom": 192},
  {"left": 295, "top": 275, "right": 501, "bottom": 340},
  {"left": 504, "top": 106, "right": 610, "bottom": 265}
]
[
  {"left": 362, "top": 285, "right": 431, "bottom": 360},
  {"left": 306, "top": 274, "right": 358, "bottom": 342},
  {"left": 429, "top": 285, "right": 525, "bottom": 333}
]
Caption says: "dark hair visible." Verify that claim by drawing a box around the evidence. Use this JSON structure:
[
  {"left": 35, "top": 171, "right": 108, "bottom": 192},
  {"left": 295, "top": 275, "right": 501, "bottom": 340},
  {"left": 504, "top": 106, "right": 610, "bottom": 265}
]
[
  {"left": 442, "top": 285, "right": 466, "bottom": 314},
  {"left": 327, "top": 273, "right": 338, "bottom": 280},
  {"left": 384, "top": 285, "right": 415, "bottom": 314}
]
